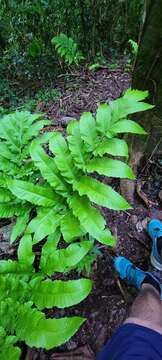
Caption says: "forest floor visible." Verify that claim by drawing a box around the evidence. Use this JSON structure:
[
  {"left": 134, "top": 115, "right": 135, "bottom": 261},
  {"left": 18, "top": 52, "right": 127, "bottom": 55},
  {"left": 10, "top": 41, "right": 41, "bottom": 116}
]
[{"left": 1, "top": 68, "right": 162, "bottom": 360}]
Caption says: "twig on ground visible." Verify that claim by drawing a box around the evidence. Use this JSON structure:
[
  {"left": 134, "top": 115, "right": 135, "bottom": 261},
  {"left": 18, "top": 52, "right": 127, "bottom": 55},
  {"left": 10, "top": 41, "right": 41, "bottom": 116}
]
[
  {"left": 141, "top": 137, "right": 162, "bottom": 174},
  {"left": 136, "top": 181, "right": 158, "bottom": 207},
  {"left": 116, "top": 277, "right": 128, "bottom": 302}
]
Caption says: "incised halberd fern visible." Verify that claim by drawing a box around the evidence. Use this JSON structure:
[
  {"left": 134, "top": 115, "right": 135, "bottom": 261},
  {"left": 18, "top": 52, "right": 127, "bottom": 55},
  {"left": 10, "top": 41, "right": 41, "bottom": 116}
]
[
  {"left": 0, "top": 110, "right": 52, "bottom": 242},
  {"left": 0, "top": 89, "right": 153, "bottom": 355},
  {"left": 0, "top": 233, "right": 92, "bottom": 358},
  {"left": 5, "top": 89, "right": 153, "bottom": 248}
]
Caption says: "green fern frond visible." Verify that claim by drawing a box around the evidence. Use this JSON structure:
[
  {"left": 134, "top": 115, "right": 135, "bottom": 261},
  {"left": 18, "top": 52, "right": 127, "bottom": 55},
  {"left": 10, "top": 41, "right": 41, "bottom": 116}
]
[
  {"left": 22, "top": 120, "right": 50, "bottom": 145},
  {"left": 49, "top": 132, "right": 79, "bottom": 184},
  {"left": 40, "top": 238, "right": 92, "bottom": 275},
  {"left": 0, "top": 189, "right": 13, "bottom": 203},
  {"left": 93, "top": 138, "right": 128, "bottom": 157},
  {"left": 7, "top": 179, "right": 60, "bottom": 207},
  {"left": 0, "top": 328, "right": 20, "bottom": 360},
  {"left": 124, "top": 88, "right": 148, "bottom": 101},
  {"left": 0, "top": 174, "right": 8, "bottom": 188},
  {"left": 30, "top": 141, "right": 69, "bottom": 197},
  {"left": 17, "top": 235, "right": 35, "bottom": 269},
  {"left": 0, "top": 202, "right": 25, "bottom": 218},
  {"left": 68, "top": 194, "right": 115, "bottom": 244},
  {"left": 0, "top": 111, "right": 51, "bottom": 181},
  {"left": 110, "top": 88, "right": 154, "bottom": 124},
  {"left": 60, "top": 210, "right": 85, "bottom": 243},
  {"left": 110, "top": 119, "right": 147, "bottom": 135},
  {"left": 27, "top": 207, "right": 62, "bottom": 244},
  {"left": 11, "top": 210, "right": 30, "bottom": 243},
  {"left": 73, "top": 176, "right": 131, "bottom": 210},
  {"left": 96, "top": 103, "right": 111, "bottom": 134},
  {"left": 30, "top": 278, "right": 92, "bottom": 310},
  {"left": 0, "top": 155, "right": 20, "bottom": 175},
  {"left": 79, "top": 112, "right": 99, "bottom": 151},
  {"left": 86, "top": 157, "right": 135, "bottom": 179},
  {"left": 0, "top": 143, "right": 20, "bottom": 163},
  {"left": 128, "top": 39, "right": 138, "bottom": 56},
  {"left": 17, "top": 303, "right": 85, "bottom": 349},
  {"left": 51, "top": 33, "right": 84, "bottom": 65},
  {"left": 0, "top": 299, "right": 85, "bottom": 350},
  {"left": 0, "top": 111, "right": 40, "bottom": 150},
  {"left": 67, "top": 122, "right": 90, "bottom": 170}
]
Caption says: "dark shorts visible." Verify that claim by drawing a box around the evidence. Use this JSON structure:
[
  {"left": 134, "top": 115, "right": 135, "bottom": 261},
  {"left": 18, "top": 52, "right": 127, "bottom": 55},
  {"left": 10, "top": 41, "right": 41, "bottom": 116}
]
[{"left": 96, "top": 323, "right": 162, "bottom": 360}]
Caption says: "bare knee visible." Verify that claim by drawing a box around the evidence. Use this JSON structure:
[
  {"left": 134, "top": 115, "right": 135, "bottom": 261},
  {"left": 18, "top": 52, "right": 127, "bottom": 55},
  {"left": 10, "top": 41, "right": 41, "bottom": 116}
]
[{"left": 125, "top": 284, "right": 162, "bottom": 334}]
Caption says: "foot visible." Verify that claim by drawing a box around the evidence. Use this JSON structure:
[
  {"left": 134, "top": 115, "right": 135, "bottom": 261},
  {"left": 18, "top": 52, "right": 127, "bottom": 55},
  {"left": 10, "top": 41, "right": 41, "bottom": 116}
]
[
  {"left": 114, "top": 256, "right": 162, "bottom": 299},
  {"left": 147, "top": 219, "right": 162, "bottom": 271}
]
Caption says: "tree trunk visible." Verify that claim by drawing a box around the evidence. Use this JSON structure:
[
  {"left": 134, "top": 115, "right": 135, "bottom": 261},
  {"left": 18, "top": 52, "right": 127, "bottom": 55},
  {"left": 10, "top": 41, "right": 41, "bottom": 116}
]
[{"left": 121, "top": 0, "right": 162, "bottom": 203}]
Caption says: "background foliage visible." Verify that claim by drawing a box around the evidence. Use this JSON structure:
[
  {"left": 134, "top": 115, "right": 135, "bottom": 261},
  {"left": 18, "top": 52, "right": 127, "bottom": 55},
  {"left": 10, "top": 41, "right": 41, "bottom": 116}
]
[{"left": 0, "top": 0, "right": 143, "bottom": 84}]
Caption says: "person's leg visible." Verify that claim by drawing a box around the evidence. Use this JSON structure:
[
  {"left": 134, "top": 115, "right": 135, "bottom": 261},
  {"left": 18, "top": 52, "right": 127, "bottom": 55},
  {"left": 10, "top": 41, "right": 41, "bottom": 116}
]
[
  {"left": 96, "top": 259, "right": 162, "bottom": 359},
  {"left": 113, "top": 219, "right": 162, "bottom": 327},
  {"left": 96, "top": 220, "right": 162, "bottom": 359},
  {"left": 114, "top": 255, "right": 162, "bottom": 333},
  {"left": 125, "top": 283, "right": 162, "bottom": 335},
  {"left": 123, "top": 219, "right": 162, "bottom": 333},
  {"left": 96, "top": 280, "right": 162, "bottom": 360}
]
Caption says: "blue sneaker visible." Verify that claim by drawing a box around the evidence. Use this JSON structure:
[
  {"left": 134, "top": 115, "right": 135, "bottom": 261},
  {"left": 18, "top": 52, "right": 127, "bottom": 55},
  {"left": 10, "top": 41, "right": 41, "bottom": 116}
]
[
  {"left": 114, "top": 256, "right": 162, "bottom": 299},
  {"left": 147, "top": 219, "right": 162, "bottom": 271}
]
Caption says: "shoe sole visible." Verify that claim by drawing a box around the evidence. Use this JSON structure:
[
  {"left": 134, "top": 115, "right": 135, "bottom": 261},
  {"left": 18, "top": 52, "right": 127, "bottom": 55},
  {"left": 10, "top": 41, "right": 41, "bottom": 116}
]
[{"left": 151, "top": 253, "right": 162, "bottom": 271}]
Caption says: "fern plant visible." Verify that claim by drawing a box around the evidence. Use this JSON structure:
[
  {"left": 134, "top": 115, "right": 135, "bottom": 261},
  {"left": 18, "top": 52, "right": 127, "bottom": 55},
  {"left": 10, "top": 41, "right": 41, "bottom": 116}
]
[
  {"left": 0, "top": 233, "right": 92, "bottom": 358},
  {"left": 0, "top": 110, "right": 50, "bottom": 179},
  {"left": 51, "top": 33, "right": 84, "bottom": 65},
  {"left": 0, "top": 90, "right": 153, "bottom": 354},
  {"left": 128, "top": 39, "right": 138, "bottom": 57},
  {"left": 126, "top": 39, "right": 139, "bottom": 70},
  {"left": 0, "top": 110, "right": 52, "bottom": 242},
  {"left": 75, "top": 242, "right": 102, "bottom": 275},
  {"left": 6, "top": 89, "right": 153, "bottom": 250}
]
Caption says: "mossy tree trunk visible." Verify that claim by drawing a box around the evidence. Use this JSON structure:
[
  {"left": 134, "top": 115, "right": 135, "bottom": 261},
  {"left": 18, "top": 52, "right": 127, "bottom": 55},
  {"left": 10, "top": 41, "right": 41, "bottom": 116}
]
[{"left": 121, "top": 0, "right": 162, "bottom": 203}]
